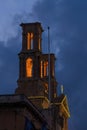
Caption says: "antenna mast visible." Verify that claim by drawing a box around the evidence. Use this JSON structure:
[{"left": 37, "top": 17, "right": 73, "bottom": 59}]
[{"left": 48, "top": 27, "right": 51, "bottom": 102}]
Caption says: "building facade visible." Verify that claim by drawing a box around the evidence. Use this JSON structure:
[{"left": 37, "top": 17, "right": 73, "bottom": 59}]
[
  {"left": 0, "top": 94, "right": 48, "bottom": 130},
  {"left": 0, "top": 22, "right": 70, "bottom": 130}
]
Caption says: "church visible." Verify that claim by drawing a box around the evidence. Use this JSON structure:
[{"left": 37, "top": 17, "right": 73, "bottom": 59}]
[{"left": 0, "top": 22, "right": 70, "bottom": 130}]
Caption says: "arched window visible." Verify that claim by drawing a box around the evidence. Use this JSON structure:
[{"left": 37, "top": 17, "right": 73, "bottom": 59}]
[
  {"left": 44, "top": 61, "right": 48, "bottom": 77},
  {"left": 40, "top": 61, "right": 43, "bottom": 78},
  {"left": 26, "top": 58, "right": 33, "bottom": 77},
  {"left": 27, "top": 33, "right": 33, "bottom": 50}
]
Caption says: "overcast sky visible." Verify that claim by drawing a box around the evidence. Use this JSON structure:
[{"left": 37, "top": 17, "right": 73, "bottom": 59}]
[{"left": 0, "top": 0, "right": 87, "bottom": 130}]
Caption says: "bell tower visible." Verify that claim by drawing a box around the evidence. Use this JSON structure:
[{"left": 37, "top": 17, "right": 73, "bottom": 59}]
[
  {"left": 15, "top": 22, "right": 57, "bottom": 108},
  {"left": 15, "top": 22, "right": 70, "bottom": 130},
  {"left": 17, "top": 22, "right": 43, "bottom": 80},
  {"left": 21, "top": 22, "right": 42, "bottom": 52}
]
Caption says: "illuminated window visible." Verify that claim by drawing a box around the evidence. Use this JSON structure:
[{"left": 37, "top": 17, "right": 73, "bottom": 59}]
[
  {"left": 40, "top": 61, "right": 43, "bottom": 78},
  {"left": 44, "top": 61, "right": 48, "bottom": 76},
  {"left": 44, "top": 83, "right": 48, "bottom": 94},
  {"left": 27, "top": 33, "right": 33, "bottom": 50},
  {"left": 26, "top": 58, "right": 33, "bottom": 77}
]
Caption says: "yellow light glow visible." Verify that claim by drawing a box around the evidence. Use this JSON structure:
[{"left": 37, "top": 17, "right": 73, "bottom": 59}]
[
  {"left": 26, "top": 58, "right": 33, "bottom": 77},
  {"left": 27, "top": 33, "right": 33, "bottom": 50},
  {"left": 40, "top": 61, "right": 43, "bottom": 78},
  {"left": 44, "top": 83, "right": 48, "bottom": 94},
  {"left": 45, "top": 83, "right": 48, "bottom": 89},
  {"left": 44, "top": 61, "right": 48, "bottom": 76}
]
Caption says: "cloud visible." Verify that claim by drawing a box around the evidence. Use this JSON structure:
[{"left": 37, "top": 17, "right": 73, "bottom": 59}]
[
  {"left": 0, "top": 33, "right": 21, "bottom": 94},
  {"left": 0, "top": 0, "right": 38, "bottom": 42}
]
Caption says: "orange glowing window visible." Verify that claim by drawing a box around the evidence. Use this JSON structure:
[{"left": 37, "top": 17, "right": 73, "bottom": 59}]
[
  {"left": 27, "top": 33, "right": 33, "bottom": 50},
  {"left": 26, "top": 58, "right": 33, "bottom": 77},
  {"left": 44, "top": 83, "right": 48, "bottom": 94},
  {"left": 44, "top": 61, "right": 48, "bottom": 76},
  {"left": 40, "top": 61, "right": 43, "bottom": 78}
]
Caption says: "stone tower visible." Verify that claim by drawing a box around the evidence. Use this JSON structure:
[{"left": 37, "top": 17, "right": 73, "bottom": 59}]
[
  {"left": 15, "top": 22, "right": 70, "bottom": 130},
  {"left": 15, "top": 22, "right": 57, "bottom": 109}
]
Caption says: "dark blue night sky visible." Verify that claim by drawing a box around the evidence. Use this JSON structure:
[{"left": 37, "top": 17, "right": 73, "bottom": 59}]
[{"left": 0, "top": 0, "right": 87, "bottom": 130}]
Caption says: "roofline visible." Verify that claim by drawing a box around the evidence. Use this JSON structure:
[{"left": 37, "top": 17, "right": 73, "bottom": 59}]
[{"left": 0, "top": 94, "right": 46, "bottom": 122}]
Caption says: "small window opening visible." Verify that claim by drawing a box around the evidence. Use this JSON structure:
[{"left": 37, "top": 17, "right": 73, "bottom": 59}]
[
  {"left": 40, "top": 61, "right": 43, "bottom": 78},
  {"left": 44, "top": 61, "right": 48, "bottom": 76},
  {"left": 26, "top": 58, "right": 33, "bottom": 77},
  {"left": 27, "top": 33, "right": 33, "bottom": 50}
]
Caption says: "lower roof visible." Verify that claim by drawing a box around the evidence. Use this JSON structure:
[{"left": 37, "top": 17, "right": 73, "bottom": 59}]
[{"left": 0, "top": 94, "right": 46, "bottom": 123}]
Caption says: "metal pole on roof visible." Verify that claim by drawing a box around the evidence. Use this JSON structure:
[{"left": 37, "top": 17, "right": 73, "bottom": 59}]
[
  {"left": 48, "top": 26, "right": 52, "bottom": 130},
  {"left": 48, "top": 26, "right": 51, "bottom": 102}
]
